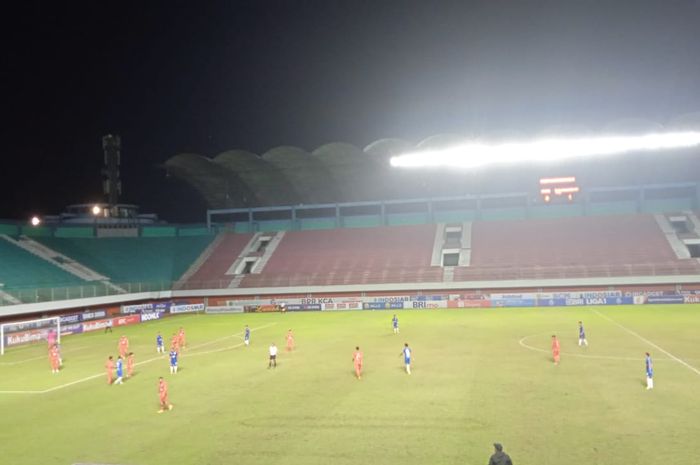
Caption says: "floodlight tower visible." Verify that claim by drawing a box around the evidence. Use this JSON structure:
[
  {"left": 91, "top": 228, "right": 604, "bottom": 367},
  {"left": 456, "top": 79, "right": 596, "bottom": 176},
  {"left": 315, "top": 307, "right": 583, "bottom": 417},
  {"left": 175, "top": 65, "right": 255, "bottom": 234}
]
[{"left": 101, "top": 134, "right": 122, "bottom": 210}]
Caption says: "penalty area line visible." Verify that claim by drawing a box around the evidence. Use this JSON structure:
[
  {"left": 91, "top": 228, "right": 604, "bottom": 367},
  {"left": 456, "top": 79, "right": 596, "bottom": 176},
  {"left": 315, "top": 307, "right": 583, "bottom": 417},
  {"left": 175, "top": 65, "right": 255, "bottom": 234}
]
[
  {"left": 0, "top": 323, "right": 277, "bottom": 395},
  {"left": 0, "top": 346, "right": 90, "bottom": 366},
  {"left": 593, "top": 309, "right": 700, "bottom": 377},
  {"left": 0, "top": 389, "right": 43, "bottom": 394}
]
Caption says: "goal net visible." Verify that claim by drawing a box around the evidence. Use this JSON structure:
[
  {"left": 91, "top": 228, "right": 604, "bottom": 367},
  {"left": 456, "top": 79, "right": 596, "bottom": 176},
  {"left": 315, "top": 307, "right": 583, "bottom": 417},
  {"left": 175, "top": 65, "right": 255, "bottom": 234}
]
[{"left": 0, "top": 316, "right": 61, "bottom": 355}]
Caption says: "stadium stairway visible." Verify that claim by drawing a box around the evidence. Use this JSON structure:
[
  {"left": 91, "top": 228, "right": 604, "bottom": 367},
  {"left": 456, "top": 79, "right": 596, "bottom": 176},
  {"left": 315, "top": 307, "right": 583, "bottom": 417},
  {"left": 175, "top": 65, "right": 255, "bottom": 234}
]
[
  {"left": 432, "top": 222, "right": 472, "bottom": 268},
  {"left": 0, "top": 288, "right": 22, "bottom": 305},
  {"left": 430, "top": 223, "right": 446, "bottom": 266},
  {"left": 174, "top": 232, "right": 226, "bottom": 289},
  {"left": 225, "top": 232, "right": 286, "bottom": 288},
  {"left": 454, "top": 214, "right": 700, "bottom": 281},
  {"left": 442, "top": 266, "right": 455, "bottom": 282},
  {"left": 239, "top": 225, "right": 443, "bottom": 287},
  {"left": 2, "top": 235, "right": 125, "bottom": 293},
  {"left": 178, "top": 233, "right": 255, "bottom": 289},
  {"left": 0, "top": 235, "right": 89, "bottom": 294},
  {"left": 248, "top": 232, "right": 285, "bottom": 274},
  {"left": 653, "top": 214, "right": 691, "bottom": 259},
  {"left": 685, "top": 211, "right": 700, "bottom": 236},
  {"left": 36, "top": 235, "right": 215, "bottom": 286}
]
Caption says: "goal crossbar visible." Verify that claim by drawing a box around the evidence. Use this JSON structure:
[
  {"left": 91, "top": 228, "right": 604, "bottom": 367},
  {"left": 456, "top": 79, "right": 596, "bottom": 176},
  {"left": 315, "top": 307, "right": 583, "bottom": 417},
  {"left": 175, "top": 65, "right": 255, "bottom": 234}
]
[{"left": 0, "top": 316, "right": 61, "bottom": 355}]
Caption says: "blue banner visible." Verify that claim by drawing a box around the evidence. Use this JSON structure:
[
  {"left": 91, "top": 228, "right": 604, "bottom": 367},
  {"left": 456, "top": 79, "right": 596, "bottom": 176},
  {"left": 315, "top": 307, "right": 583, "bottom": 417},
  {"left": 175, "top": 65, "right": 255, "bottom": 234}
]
[
  {"left": 414, "top": 295, "right": 447, "bottom": 301},
  {"left": 538, "top": 297, "right": 634, "bottom": 306},
  {"left": 537, "top": 298, "right": 570, "bottom": 307},
  {"left": 81, "top": 310, "right": 107, "bottom": 321},
  {"left": 154, "top": 302, "right": 171, "bottom": 312},
  {"left": 60, "top": 323, "right": 83, "bottom": 336},
  {"left": 363, "top": 302, "right": 388, "bottom": 310},
  {"left": 603, "top": 296, "right": 634, "bottom": 305},
  {"left": 121, "top": 303, "right": 155, "bottom": 314},
  {"left": 491, "top": 298, "right": 536, "bottom": 307},
  {"left": 140, "top": 311, "right": 165, "bottom": 322},
  {"left": 59, "top": 313, "right": 81, "bottom": 324}
]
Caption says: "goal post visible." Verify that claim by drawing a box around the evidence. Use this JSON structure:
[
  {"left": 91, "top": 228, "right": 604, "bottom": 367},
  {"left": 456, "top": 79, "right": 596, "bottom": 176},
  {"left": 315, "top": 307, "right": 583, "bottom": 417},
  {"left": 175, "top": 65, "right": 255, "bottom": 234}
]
[{"left": 0, "top": 316, "right": 61, "bottom": 355}]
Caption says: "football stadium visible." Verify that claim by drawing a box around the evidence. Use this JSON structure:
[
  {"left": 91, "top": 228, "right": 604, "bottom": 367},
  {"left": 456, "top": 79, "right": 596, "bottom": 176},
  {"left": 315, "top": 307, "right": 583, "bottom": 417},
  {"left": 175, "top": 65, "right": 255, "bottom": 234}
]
[
  {"left": 4, "top": 3, "right": 700, "bottom": 465},
  {"left": 2, "top": 129, "right": 700, "bottom": 465}
]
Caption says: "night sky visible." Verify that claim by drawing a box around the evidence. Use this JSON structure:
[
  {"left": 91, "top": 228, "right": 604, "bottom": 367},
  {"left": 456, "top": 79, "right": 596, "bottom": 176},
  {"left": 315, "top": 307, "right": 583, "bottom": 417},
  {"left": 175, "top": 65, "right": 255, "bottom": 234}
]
[{"left": 4, "top": 1, "right": 700, "bottom": 222}]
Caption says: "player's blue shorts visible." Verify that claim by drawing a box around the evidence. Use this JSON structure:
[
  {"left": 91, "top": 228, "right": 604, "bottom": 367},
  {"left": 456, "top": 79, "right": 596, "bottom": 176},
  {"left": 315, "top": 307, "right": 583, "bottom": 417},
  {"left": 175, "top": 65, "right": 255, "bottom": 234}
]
[{"left": 404, "top": 357, "right": 411, "bottom": 364}]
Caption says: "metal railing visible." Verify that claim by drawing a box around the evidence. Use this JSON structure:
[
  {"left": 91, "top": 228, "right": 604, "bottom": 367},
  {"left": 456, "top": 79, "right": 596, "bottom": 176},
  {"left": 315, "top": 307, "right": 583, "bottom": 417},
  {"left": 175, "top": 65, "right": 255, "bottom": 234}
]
[
  {"left": 2, "top": 261, "right": 698, "bottom": 306},
  {"left": 0, "top": 281, "right": 173, "bottom": 306}
]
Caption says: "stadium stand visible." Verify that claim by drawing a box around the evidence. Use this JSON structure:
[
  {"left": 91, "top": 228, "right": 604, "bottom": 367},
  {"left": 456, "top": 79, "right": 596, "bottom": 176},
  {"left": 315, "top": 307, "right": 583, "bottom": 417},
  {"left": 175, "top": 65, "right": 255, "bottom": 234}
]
[
  {"left": 178, "top": 214, "right": 699, "bottom": 288},
  {"left": 239, "top": 225, "right": 442, "bottom": 287},
  {"left": 36, "top": 236, "right": 214, "bottom": 284},
  {"left": 176, "top": 214, "right": 700, "bottom": 288},
  {"left": 454, "top": 214, "right": 700, "bottom": 281},
  {"left": 0, "top": 236, "right": 87, "bottom": 290},
  {"left": 3, "top": 212, "right": 699, "bottom": 301},
  {"left": 179, "top": 233, "right": 254, "bottom": 288}
]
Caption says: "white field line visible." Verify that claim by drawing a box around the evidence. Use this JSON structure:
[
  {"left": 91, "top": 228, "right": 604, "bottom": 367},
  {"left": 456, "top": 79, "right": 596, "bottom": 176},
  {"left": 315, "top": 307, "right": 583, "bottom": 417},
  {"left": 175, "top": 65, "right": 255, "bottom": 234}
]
[
  {"left": 0, "top": 323, "right": 277, "bottom": 395},
  {"left": 0, "top": 346, "right": 89, "bottom": 366},
  {"left": 184, "top": 340, "right": 246, "bottom": 358},
  {"left": 180, "top": 329, "right": 246, "bottom": 351},
  {"left": 519, "top": 333, "right": 647, "bottom": 361},
  {"left": 518, "top": 332, "right": 700, "bottom": 362},
  {"left": 41, "top": 373, "right": 106, "bottom": 394},
  {"left": 592, "top": 309, "right": 700, "bottom": 377}
]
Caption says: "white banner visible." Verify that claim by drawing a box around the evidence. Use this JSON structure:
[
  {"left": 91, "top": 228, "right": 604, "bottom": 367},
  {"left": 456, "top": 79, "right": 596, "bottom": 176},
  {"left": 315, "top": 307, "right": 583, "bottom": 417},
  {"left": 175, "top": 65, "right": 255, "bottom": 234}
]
[
  {"left": 121, "top": 303, "right": 155, "bottom": 314},
  {"left": 321, "top": 302, "right": 363, "bottom": 311},
  {"left": 490, "top": 293, "right": 537, "bottom": 300},
  {"left": 170, "top": 303, "right": 205, "bottom": 314},
  {"left": 82, "top": 319, "right": 112, "bottom": 332},
  {"left": 403, "top": 300, "right": 448, "bottom": 309},
  {"left": 205, "top": 305, "right": 244, "bottom": 314}
]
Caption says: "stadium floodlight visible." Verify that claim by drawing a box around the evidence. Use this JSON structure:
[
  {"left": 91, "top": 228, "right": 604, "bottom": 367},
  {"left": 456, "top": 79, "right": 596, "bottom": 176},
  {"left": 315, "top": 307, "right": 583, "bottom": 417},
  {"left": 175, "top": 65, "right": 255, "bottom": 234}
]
[
  {"left": 389, "top": 131, "right": 700, "bottom": 169},
  {"left": 92, "top": 205, "right": 102, "bottom": 216},
  {"left": 30, "top": 216, "right": 41, "bottom": 226}
]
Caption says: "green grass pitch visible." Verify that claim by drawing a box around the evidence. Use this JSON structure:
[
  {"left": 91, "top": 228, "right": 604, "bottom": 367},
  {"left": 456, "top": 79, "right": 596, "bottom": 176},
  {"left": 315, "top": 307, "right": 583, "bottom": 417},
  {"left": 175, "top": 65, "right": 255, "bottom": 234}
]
[{"left": 1, "top": 305, "right": 700, "bottom": 465}]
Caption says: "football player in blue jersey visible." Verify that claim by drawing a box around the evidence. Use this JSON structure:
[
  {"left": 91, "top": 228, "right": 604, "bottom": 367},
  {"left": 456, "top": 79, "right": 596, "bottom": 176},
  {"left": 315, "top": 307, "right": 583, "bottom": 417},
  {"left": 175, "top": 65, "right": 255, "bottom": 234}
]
[
  {"left": 169, "top": 347, "right": 178, "bottom": 374},
  {"left": 578, "top": 321, "right": 588, "bottom": 347},
  {"left": 400, "top": 343, "right": 412, "bottom": 375}
]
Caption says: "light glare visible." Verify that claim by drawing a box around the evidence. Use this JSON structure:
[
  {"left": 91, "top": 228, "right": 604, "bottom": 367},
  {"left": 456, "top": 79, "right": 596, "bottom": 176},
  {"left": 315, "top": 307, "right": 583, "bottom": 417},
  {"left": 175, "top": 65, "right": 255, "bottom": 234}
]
[
  {"left": 390, "top": 131, "right": 700, "bottom": 169},
  {"left": 540, "top": 176, "right": 576, "bottom": 185}
]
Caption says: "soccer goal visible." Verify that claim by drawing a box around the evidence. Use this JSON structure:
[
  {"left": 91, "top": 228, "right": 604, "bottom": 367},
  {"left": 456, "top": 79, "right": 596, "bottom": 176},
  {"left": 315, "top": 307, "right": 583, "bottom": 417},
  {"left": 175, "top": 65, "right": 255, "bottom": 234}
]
[{"left": 0, "top": 316, "right": 61, "bottom": 355}]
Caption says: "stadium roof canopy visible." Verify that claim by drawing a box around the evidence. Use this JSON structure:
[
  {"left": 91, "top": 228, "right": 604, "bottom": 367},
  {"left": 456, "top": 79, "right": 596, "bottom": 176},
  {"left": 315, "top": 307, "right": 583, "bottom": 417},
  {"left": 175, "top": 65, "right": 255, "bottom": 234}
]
[{"left": 165, "top": 115, "right": 700, "bottom": 209}]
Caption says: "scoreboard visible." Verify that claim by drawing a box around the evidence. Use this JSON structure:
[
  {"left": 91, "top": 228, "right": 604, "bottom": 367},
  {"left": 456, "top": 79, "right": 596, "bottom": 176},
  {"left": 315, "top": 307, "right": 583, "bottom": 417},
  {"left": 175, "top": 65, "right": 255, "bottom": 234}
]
[{"left": 539, "top": 176, "right": 580, "bottom": 203}]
